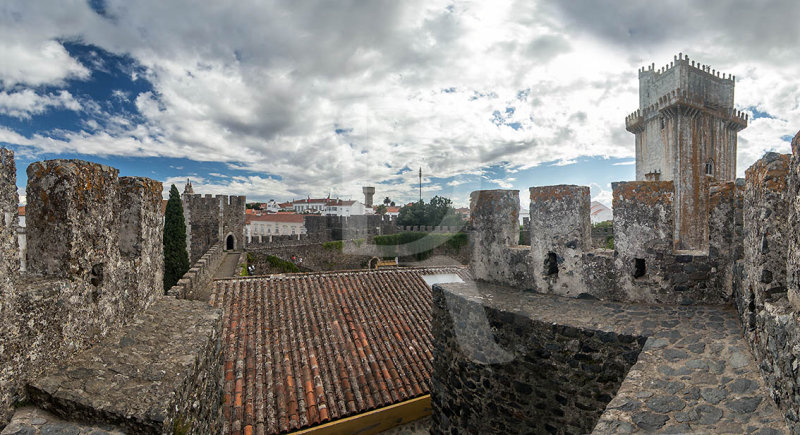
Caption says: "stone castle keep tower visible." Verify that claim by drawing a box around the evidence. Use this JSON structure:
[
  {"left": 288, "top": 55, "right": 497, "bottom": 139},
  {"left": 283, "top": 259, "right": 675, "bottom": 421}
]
[{"left": 626, "top": 53, "right": 748, "bottom": 250}]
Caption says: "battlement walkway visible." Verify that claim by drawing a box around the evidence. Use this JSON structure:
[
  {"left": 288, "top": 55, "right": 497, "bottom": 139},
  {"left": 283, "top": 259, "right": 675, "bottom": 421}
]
[{"left": 434, "top": 282, "right": 788, "bottom": 433}]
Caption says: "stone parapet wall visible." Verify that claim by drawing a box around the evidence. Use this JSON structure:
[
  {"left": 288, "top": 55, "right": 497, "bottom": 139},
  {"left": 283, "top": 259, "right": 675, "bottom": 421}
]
[
  {"left": 467, "top": 179, "right": 737, "bottom": 304},
  {"left": 167, "top": 240, "right": 225, "bottom": 301},
  {"left": 246, "top": 232, "right": 330, "bottom": 248},
  {"left": 530, "top": 185, "right": 591, "bottom": 295},
  {"left": 302, "top": 214, "right": 396, "bottom": 241},
  {"left": 431, "top": 282, "right": 645, "bottom": 434},
  {"left": 25, "top": 297, "right": 223, "bottom": 434},
  {"left": 732, "top": 149, "right": 800, "bottom": 433},
  {"left": 0, "top": 149, "right": 17, "bottom": 279},
  {"left": 469, "top": 190, "right": 520, "bottom": 284},
  {"left": 0, "top": 155, "right": 164, "bottom": 426}
]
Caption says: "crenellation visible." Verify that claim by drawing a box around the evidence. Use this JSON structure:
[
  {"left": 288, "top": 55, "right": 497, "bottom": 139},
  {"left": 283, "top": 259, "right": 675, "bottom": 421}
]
[
  {"left": 26, "top": 160, "right": 120, "bottom": 279},
  {"left": 468, "top": 190, "right": 525, "bottom": 286},
  {"left": 0, "top": 148, "right": 18, "bottom": 279},
  {"left": 529, "top": 185, "right": 591, "bottom": 296},
  {"left": 0, "top": 156, "right": 172, "bottom": 427}
]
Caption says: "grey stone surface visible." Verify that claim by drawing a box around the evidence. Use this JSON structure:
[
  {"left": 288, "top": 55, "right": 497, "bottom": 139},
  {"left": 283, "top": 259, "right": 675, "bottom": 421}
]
[
  {"left": 429, "top": 281, "right": 788, "bottom": 434},
  {"left": 25, "top": 297, "right": 222, "bottom": 434},
  {"left": 468, "top": 189, "right": 523, "bottom": 286},
  {"left": 431, "top": 282, "right": 644, "bottom": 435},
  {"left": 529, "top": 185, "right": 592, "bottom": 296},
  {"left": 2, "top": 407, "right": 122, "bottom": 435}
]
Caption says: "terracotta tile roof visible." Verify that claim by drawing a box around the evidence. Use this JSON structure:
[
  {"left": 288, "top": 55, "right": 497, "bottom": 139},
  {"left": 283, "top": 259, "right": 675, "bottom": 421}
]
[
  {"left": 293, "top": 198, "right": 329, "bottom": 204},
  {"left": 211, "top": 267, "right": 470, "bottom": 434}
]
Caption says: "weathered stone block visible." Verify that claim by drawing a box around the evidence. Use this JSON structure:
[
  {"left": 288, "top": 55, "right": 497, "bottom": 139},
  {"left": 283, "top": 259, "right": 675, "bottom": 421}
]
[
  {"left": 529, "top": 185, "right": 591, "bottom": 296},
  {"left": 469, "top": 190, "right": 520, "bottom": 285},
  {"left": 612, "top": 181, "right": 674, "bottom": 257},
  {"left": 788, "top": 131, "right": 800, "bottom": 312},
  {"left": 0, "top": 148, "right": 18, "bottom": 279},
  {"left": 26, "top": 160, "right": 119, "bottom": 280}
]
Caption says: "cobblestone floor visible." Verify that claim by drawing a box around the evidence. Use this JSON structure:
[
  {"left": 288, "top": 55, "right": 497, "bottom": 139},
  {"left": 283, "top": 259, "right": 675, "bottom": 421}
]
[{"left": 441, "top": 282, "right": 789, "bottom": 434}]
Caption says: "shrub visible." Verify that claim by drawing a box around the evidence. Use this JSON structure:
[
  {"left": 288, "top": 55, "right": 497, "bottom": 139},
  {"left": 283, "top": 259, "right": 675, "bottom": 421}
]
[
  {"left": 266, "top": 255, "right": 300, "bottom": 273},
  {"left": 322, "top": 241, "right": 343, "bottom": 252}
]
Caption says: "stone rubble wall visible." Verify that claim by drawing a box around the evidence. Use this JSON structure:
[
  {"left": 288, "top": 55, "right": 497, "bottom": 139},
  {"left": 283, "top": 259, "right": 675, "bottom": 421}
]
[
  {"left": 430, "top": 283, "right": 645, "bottom": 434},
  {"left": 246, "top": 232, "right": 329, "bottom": 248},
  {"left": 0, "top": 157, "right": 164, "bottom": 426},
  {"left": 468, "top": 190, "right": 527, "bottom": 286},
  {"left": 0, "top": 149, "right": 17, "bottom": 279},
  {"left": 303, "top": 214, "right": 397, "bottom": 241},
  {"left": 25, "top": 297, "right": 223, "bottom": 434},
  {"left": 529, "top": 185, "right": 592, "bottom": 296},
  {"left": 167, "top": 240, "right": 225, "bottom": 301},
  {"left": 732, "top": 148, "right": 800, "bottom": 433},
  {"left": 468, "top": 178, "right": 738, "bottom": 304},
  {"left": 183, "top": 194, "right": 221, "bottom": 263}
]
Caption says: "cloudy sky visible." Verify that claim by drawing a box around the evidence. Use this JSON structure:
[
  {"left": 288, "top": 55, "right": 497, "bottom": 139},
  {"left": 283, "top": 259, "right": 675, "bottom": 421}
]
[{"left": 1, "top": 1, "right": 797, "bottom": 208}]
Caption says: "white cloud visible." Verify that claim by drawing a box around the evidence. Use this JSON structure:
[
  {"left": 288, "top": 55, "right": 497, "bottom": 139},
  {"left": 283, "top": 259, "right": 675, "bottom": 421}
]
[
  {"left": 0, "top": 89, "right": 81, "bottom": 119},
  {"left": 613, "top": 160, "right": 635, "bottom": 166},
  {"left": 0, "top": 0, "right": 797, "bottom": 203}
]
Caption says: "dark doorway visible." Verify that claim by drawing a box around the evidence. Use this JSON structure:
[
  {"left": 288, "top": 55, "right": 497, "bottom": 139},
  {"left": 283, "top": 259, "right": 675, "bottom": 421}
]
[{"left": 226, "top": 235, "right": 234, "bottom": 250}]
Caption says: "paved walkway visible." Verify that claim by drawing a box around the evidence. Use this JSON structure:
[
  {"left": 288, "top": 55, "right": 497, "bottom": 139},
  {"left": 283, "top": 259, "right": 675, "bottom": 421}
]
[
  {"left": 214, "top": 251, "right": 241, "bottom": 279},
  {"left": 440, "top": 282, "right": 788, "bottom": 434}
]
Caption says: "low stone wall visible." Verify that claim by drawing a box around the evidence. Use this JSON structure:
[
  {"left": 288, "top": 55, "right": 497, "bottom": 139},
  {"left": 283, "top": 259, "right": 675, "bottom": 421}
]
[
  {"left": 431, "top": 282, "right": 645, "bottom": 434},
  {"left": 591, "top": 223, "right": 613, "bottom": 248},
  {"left": 167, "top": 241, "right": 225, "bottom": 300},
  {"left": 246, "top": 232, "right": 329, "bottom": 248},
  {"left": 399, "top": 225, "right": 465, "bottom": 233},
  {"left": 25, "top": 297, "right": 223, "bottom": 434}
]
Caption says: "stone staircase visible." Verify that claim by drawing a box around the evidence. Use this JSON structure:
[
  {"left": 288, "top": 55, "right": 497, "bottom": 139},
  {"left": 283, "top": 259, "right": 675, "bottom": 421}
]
[{"left": 2, "top": 297, "right": 222, "bottom": 434}]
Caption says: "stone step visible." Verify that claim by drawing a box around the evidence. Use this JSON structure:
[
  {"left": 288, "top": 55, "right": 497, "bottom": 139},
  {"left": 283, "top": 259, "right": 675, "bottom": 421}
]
[{"left": 20, "top": 297, "right": 222, "bottom": 434}]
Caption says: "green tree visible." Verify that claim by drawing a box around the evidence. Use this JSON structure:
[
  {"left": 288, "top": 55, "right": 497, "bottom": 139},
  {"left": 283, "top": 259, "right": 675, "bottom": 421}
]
[
  {"left": 396, "top": 196, "right": 465, "bottom": 228},
  {"left": 376, "top": 204, "right": 388, "bottom": 215},
  {"left": 383, "top": 196, "right": 391, "bottom": 205},
  {"left": 163, "top": 184, "right": 190, "bottom": 292}
]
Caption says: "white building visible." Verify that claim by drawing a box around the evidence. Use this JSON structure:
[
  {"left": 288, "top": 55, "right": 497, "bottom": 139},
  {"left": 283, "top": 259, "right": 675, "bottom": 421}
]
[
  {"left": 324, "top": 199, "right": 366, "bottom": 216},
  {"left": 264, "top": 199, "right": 279, "bottom": 213},
  {"left": 292, "top": 198, "right": 328, "bottom": 214},
  {"left": 289, "top": 197, "right": 369, "bottom": 216},
  {"left": 246, "top": 213, "right": 306, "bottom": 242},
  {"left": 590, "top": 201, "right": 613, "bottom": 223}
]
